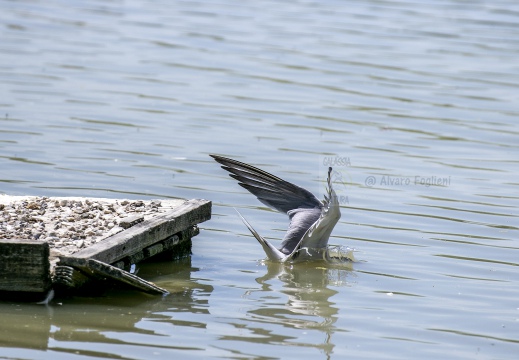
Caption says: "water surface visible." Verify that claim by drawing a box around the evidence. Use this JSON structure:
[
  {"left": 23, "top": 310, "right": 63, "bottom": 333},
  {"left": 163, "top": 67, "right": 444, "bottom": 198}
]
[{"left": 0, "top": 0, "right": 518, "bottom": 359}]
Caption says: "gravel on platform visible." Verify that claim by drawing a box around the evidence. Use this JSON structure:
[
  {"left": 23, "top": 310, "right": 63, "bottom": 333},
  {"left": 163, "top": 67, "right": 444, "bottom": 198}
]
[{"left": 0, "top": 195, "right": 183, "bottom": 259}]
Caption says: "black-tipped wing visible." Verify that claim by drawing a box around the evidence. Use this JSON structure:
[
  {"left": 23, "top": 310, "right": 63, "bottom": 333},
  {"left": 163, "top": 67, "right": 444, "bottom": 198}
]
[{"left": 210, "top": 154, "right": 322, "bottom": 214}]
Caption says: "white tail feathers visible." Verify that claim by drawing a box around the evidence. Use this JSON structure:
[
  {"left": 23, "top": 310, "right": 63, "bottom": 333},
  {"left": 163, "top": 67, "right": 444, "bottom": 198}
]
[{"left": 234, "top": 208, "right": 286, "bottom": 261}]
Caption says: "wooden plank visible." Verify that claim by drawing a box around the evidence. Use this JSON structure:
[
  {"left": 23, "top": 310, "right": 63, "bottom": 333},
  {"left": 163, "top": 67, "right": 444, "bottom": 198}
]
[
  {"left": 144, "top": 242, "right": 164, "bottom": 258},
  {"left": 0, "top": 197, "right": 210, "bottom": 296},
  {"left": 67, "top": 199, "right": 211, "bottom": 265},
  {"left": 0, "top": 239, "right": 51, "bottom": 292},
  {"left": 0, "top": 196, "right": 191, "bottom": 258},
  {"left": 53, "top": 226, "right": 198, "bottom": 292},
  {"left": 57, "top": 257, "right": 167, "bottom": 295}
]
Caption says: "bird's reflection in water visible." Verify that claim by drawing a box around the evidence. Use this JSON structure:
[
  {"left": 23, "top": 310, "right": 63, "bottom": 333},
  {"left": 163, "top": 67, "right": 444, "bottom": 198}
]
[{"left": 246, "top": 248, "right": 355, "bottom": 357}]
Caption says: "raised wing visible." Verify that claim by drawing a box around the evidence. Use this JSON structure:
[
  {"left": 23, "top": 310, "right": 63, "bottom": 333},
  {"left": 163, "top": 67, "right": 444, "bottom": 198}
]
[{"left": 210, "top": 155, "right": 322, "bottom": 214}]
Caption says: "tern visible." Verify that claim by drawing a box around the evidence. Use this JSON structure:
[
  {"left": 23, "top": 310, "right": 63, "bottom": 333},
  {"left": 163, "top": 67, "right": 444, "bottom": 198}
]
[{"left": 210, "top": 155, "right": 341, "bottom": 262}]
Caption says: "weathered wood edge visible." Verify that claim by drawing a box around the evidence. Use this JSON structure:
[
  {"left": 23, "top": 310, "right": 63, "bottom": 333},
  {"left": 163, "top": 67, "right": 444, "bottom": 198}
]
[
  {"left": 56, "top": 258, "right": 168, "bottom": 295},
  {"left": 54, "top": 199, "right": 209, "bottom": 295},
  {"left": 61, "top": 199, "right": 211, "bottom": 265},
  {"left": 55, "top": 227, "right": 196, "bottom": 294},
  {"left": 0, "top": 239, "right": 51, "bottom": 292},
  {"left": 0, "top": 199, "right": 211, "bottom": 295}
]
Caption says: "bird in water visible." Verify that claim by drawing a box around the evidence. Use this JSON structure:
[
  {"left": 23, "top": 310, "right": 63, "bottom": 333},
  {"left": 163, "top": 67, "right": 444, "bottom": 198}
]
[{"left": 210, "top": 155, "right": 342, "bottom": 262}]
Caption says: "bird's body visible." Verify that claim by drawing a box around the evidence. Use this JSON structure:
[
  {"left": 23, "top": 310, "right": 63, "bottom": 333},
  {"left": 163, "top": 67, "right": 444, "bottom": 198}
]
[{"left": 210, "top": 155, "right": 341, "bottom": 262}]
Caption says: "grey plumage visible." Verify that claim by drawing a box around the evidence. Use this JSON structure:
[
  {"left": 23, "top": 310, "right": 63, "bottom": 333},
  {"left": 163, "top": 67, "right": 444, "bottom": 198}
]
[{"left": 210, "top": 155, "right": 341, "bottom": 262}]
